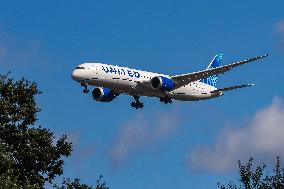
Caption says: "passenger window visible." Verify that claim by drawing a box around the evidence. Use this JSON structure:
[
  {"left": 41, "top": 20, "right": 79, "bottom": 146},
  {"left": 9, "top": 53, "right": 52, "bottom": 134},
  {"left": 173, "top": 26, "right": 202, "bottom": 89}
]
[{"left": 75, "top": 67, "right": 85, "bottom": 69}]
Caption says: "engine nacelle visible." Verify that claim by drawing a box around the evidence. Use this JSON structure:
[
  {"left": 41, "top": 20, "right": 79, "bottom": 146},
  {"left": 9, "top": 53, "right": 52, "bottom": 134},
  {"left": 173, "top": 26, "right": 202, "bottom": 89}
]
[
  {"left": 151, "top": 76, "right": 175, "bottom": 91},
  {"left": 92, "top": 87, "right": 117, "bottom": 102}
]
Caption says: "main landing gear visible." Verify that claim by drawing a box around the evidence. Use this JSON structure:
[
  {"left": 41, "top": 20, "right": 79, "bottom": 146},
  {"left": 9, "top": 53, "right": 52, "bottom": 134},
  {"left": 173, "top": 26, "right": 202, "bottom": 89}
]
[
  {"left": 160, "top": 96, "right": 172, "bottom": 104},
  {"left": 131, "top": 95, "right": 144, "bottom": 109},
  {"left": 81, "top": 82, "right": 89, "bottom": 93}
]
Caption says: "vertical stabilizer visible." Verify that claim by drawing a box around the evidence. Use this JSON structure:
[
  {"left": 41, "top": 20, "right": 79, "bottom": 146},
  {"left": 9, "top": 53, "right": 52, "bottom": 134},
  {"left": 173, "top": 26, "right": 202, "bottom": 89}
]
[{"left": 201, "top": 54, "right": 223, "bottom": 87}]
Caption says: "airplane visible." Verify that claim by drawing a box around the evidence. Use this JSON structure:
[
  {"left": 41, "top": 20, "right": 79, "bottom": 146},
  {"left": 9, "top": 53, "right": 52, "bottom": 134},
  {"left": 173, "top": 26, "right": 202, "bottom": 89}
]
[{"left": 71, "top": 54, "right": 268, "bottom": 109}]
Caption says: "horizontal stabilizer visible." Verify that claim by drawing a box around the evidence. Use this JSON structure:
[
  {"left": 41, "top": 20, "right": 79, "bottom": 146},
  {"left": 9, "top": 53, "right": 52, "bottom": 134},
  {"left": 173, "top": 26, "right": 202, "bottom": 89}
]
[{"left": 211, "top": 84, "right": 254, "bottom": 93}]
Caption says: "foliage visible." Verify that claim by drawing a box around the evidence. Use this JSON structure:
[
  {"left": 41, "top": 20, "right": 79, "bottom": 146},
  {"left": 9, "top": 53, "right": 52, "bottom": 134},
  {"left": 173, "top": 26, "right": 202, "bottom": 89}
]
[
  {"left": 0, "top": 74, "right": 73, "bottom": 188},
  {"left": 218, "top": 156, "right": 284, "bottom": 189},
  {"left": 53, "top": 175, "right": 109, "bottom": 189},
  {"left": 54, "top": 178, "right": 92, "bottom": 189},
  {"left": 96, "top": 175, "right": 109, "bottom": 189}
]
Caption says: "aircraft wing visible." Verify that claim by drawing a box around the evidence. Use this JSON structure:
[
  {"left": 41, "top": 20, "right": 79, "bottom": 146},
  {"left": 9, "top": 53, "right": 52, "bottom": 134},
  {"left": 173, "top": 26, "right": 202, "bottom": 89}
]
[
  {"left": 210, "top": 84, "right": 254, "bottom": 94},
  {"left": 171, "top": 54, "right": 268, "bottom": 89}
]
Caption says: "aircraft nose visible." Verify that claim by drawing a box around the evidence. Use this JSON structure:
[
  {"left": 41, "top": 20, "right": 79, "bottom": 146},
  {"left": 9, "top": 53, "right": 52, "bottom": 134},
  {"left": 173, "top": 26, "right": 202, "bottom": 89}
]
[{"left": 71, "top": 70, "right": 79, "bottom": 81}]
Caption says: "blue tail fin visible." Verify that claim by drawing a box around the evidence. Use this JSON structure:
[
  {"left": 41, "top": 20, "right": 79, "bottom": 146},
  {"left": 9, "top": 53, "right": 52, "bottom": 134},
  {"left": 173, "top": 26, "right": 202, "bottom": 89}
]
[{"left": 201, "top": 54, "right": 223, "bottom": 87}]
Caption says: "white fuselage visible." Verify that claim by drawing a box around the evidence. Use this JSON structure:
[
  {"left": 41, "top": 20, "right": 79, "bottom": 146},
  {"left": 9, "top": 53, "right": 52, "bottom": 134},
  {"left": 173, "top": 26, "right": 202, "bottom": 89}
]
[{"left": 71, "top": 63, "right": 221, "bottom": 101}]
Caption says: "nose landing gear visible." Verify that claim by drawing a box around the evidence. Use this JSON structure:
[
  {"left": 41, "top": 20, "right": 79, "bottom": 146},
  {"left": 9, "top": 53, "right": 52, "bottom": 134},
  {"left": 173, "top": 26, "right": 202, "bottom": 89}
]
[
  {"left": 131, "top": 95, "right": 144, "bottom": 109},
  {"left": 81, "top": 82, "right": 89, "bottom": 93}
]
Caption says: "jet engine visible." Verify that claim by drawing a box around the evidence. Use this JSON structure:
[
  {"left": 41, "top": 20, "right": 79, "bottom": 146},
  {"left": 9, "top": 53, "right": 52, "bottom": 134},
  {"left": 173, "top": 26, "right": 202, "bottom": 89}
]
[
  {"left": 92, "top": 87, "right": 117, "bottom": 102},
  {"left": 151, "top": 76, "right": 175, "bottom": 91}
]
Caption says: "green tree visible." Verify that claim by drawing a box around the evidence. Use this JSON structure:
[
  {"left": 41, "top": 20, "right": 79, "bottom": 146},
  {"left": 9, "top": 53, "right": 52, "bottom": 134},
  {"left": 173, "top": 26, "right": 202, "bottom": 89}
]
[
  {"left": 54, "top": 178, "right": 92, "bottom": 189},
  {"left": 0, "top": 74, "right": 95, "bottom": 188},
  {"left": 218, "top": 157, "right": 284, "bottom": 189},
  {"left": 96, "top": 175, "right": 109, "bottom": 189},
  {"left": 54, "top": 175, "right": 109, "bottom": 189}
]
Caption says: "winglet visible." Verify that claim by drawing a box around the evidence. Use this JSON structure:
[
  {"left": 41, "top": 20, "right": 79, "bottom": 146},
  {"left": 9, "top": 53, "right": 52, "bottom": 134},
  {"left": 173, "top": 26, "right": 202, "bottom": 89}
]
[{"left": 251, "top": 53, "right": 269, "bottom": 61}]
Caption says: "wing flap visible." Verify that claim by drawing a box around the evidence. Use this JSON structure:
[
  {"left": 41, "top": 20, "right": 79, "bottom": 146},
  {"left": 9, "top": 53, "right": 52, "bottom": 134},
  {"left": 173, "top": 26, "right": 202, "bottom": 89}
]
[{"left": 171, "top": 54, "right": 268, "bottom": 89}]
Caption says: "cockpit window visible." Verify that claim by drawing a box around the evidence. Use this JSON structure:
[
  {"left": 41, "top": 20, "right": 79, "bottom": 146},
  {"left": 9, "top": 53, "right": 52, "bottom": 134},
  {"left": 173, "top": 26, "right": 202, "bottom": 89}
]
[{"left": 76, "top": 67, "right": 85, "bottom": 69}]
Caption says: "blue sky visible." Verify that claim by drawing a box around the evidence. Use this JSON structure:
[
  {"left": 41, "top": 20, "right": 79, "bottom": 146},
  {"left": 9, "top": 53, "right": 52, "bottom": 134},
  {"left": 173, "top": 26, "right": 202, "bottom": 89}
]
[{"left": 1, "top": 0, "right": 284, "bottom": 188}]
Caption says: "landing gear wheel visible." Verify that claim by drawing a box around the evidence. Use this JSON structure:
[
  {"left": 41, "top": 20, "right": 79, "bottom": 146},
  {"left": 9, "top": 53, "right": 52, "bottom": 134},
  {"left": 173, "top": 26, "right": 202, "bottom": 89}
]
[
  {"left": 83, "top": 89, "right": 89, "bottom": 93},
  {"left": 138, "top": 102, "right": 144, "bottom": 108},
  {"left": 131, "top": 96, "right": 144, "bottom": 109},
  {"left": 160, "top": 97, "right": 172, "bottom": 104},
  {"left": 131, "top": 102, "right": 136, "bottom": 108}
]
